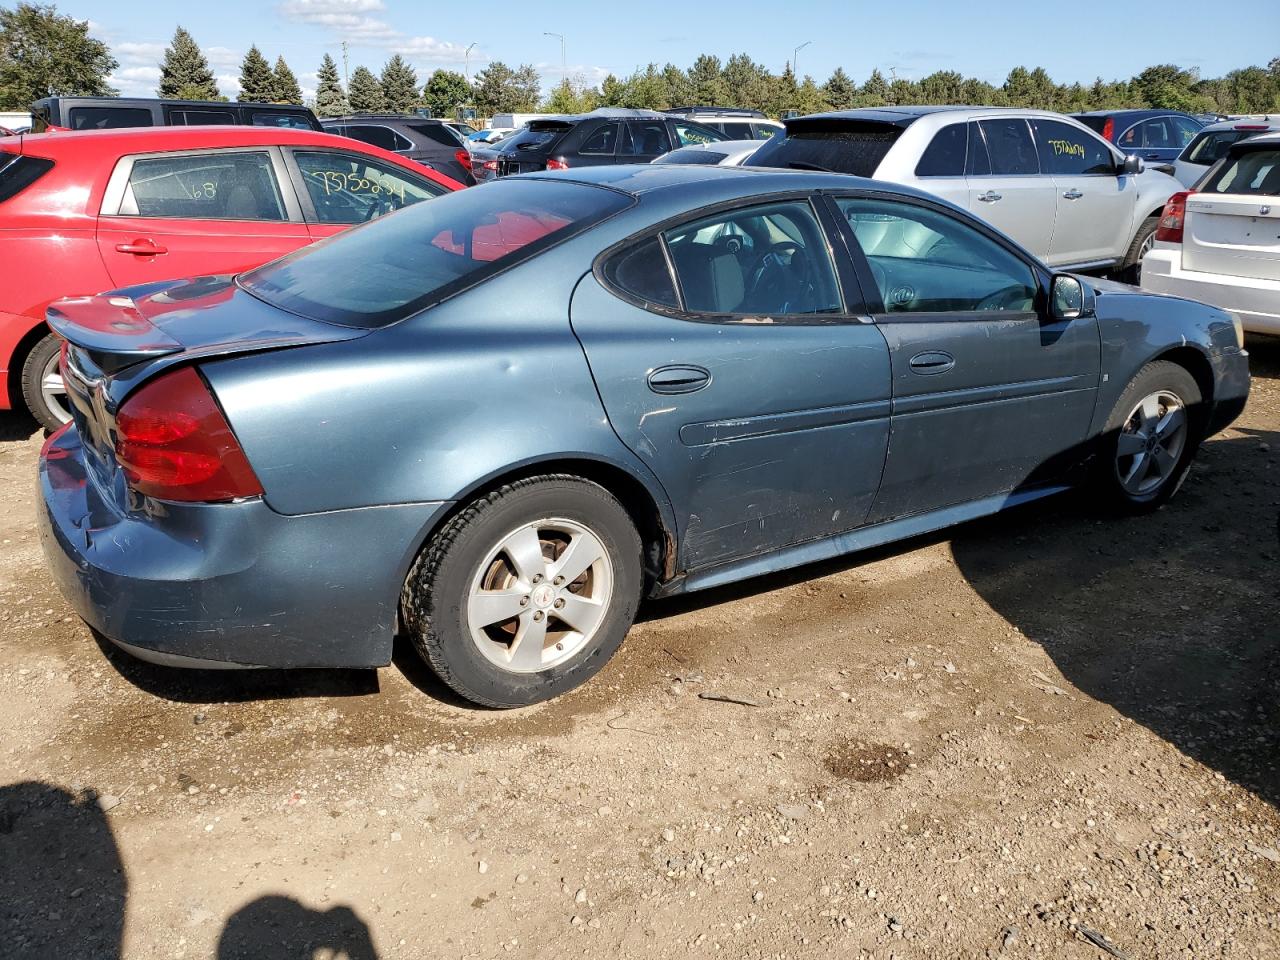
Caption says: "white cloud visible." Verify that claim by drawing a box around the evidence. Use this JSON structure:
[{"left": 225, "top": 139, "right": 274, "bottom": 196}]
[
  {"left": 207, "top": 47, "right": 242, "bottom": 71},
  {"left": 278, "top": 0, "right": 477, "bottom": 67},
  {"left": 392, "top": 35, "right": 471, "bottom": 61},
  {"left": 106, "top": 65, "right": 161, "bottom": 97},
  {"left": 217, "top": 74, "right": 243, "bottom": 97},
  {"left": 534, "top": 62, "right": 611, "bottom": 92}
]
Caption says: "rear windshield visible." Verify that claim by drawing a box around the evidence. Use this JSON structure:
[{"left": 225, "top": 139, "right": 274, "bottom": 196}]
[
  {"left": 239, "top": 178, "right": 632, "bottom": 328},
  {"left": 746, "top": 122, "right": 904, "bottom": 176},
  {"left": 1075, "top": 116, "right": 1107, "bottom": 134},
  {"left": 503, "top": 123, "right": 570, "bottom": 153},
  {"left": 1200, "top": 147, "right": 1280, "bottom": 196},
  {"left": 0, "top": 154, "right": 54, "bottom": 202},
  {"left": 652, "top": 147, "right": 728, "bottom": 165},
  {"left": 1183, "top": 129, "right": 1260, "bottom": 165}
]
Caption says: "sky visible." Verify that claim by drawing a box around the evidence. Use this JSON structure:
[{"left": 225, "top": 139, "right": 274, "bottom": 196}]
[{"left": 33, "top": 0, "right": 1280, "bottom": 102}]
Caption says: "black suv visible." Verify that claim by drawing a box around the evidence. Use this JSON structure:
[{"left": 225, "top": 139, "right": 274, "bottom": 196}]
[
  {"left": 30, "top": 97, "right": 321, "bottom": 132},
  {"left": 321, "top": 115, "right": 476, "bottom": 185},
  {"left": 494, "top": 108, "right": 726, "bottom": 176}
]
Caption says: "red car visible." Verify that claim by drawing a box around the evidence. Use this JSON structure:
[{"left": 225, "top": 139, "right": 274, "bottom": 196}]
[{"left": 0, "top": 126, "right": 460, "bottom": 428}]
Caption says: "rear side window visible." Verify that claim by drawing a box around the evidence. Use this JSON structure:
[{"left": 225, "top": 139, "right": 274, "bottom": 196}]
[
  {"left": 0, "top": 154, "right": 55, "bottom": 203},
  {"left": 753, "top": 124, "right": 781, "bottom": 140},
  {"left": 123, "top": 151, "right": 286, "bottom": 221},
  {"left": 170, "top": 109, "right": 236, "bottom": 125},
  {"left": 294, "top": 150, "right": 448, "bottom": 224},
  {"left": 1031, "top": 119, "right": 1115, "bottom": 175},
  {"left": 579, "top": 122, "right": 619, "bottom": 155},
  {"left": 1201, "top": 148, "right": 1280, "bottom": 196},
  {"left": 673, "top": 121, "right": 727, "bottom": 146},
  {"left": 335, "top": 125, "right": 411, "bottom": 152},
  {"left": 914, "top": 123, "right": 967, "bottom": 177},
  {"left": 620, "top": 121, "right": 669, "bottom": 156},
  {"left": 603, "top": 236, "right": 678, "bottom": 308},
  {"left": 720, "top": 122, "right": 755, "bottom": 141},
  {"left": 250, "top": 112, "right": 316, "bottom": 130},
  {"left": 69, "top": 106, "right": 153, "bottom": 130},
  {"left": 407, "top": 123, "right": 458, "bottom": 147},
  {"left": 977, "top": 119, "right": 1038, "bottom": 175},
  {"left": 747, "top": 122, "right": 904, "bottom": 176},
  {"left": 240, "top": 179, "right": 632, "bottom": 328}
]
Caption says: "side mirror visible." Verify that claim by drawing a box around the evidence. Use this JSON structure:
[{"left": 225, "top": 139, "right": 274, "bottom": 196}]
[
  {"left": 1123, "top": 154, "right": 1144, "bottom": 175},
  {"left": 1050, "top": 275, "right": 1085, "bottom": 320}
]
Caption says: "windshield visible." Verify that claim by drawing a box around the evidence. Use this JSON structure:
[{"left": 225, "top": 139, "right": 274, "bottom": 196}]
[
  {"left": 240, "top": 179, "right": 632, "bottom": 328},
  {"left": 1200, "top": 147, "right": 1280, "bottom": 196},
  {"left": 746, "top": 121, "right": 904, "bottom": 176}
]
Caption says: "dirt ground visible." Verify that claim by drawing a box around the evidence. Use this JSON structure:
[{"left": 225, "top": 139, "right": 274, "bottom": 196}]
[{"left": 1, "top": 337, "right": 1277, "bottom": 960}]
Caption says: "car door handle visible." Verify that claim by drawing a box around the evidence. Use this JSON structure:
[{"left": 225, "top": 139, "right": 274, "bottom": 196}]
[
  {"left": 1062, "top": 189, "right": 1084, "bottom": 200},
  {"left": 114, "top": 240, "right": 167, "bottom": 256},
  {"left": 647, "top": 365, "right": 711, "bottom": 394},
  {"left": 908, "top": 351, "right": 955, "bottom": 375},
  {"left": 977, "top": 191, "right": 1002, "bottom": 203}
]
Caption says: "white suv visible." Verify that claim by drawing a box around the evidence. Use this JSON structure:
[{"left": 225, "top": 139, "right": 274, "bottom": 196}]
[
  {"left": 746, "top": 106, "right": 1181, "bottom": 278},
  {"left": 1142, "top": 132, "right": 1280, "bottom": 334},
  {"left": 664, "top": 107, "right": 784, "bottom": 141}
]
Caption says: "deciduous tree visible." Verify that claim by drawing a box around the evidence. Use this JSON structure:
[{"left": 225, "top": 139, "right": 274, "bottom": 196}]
[
  {"left": 422, "top": 68, "right": 469, "bottom": 118},
  {"left": 0, "top": 2, "right": 117, "bottom": 109}
]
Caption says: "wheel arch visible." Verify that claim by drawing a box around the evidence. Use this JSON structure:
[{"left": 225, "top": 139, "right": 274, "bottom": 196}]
[{"left": 5, "top": 319, "right": 51, "bottom": 411}]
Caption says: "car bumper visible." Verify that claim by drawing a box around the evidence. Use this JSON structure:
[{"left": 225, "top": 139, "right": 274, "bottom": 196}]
[
  {"left": 1207, "top": 345, "right": 1250, "bottom": 437},
  {"left": 1142, "top": 249, "right": 1280, "bottom": 334},
  {"left": 38, "top": 426, "right": 448, "bottom": 669}
]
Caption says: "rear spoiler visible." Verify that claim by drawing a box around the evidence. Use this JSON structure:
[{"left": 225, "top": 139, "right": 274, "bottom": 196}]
[{"left": 46, "top": 295, "right": 183, "bottom": 372}]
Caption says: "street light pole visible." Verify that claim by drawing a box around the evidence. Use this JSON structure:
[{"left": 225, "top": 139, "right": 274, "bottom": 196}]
[
  {"left": 793, "top": 40, "right": 812, "bottom": 79},
  {"left": 464, "top": 42, "right": 476, "bottom": 83},
  {"left": 544, "top": 31, "right": 567, "bottom": 90}
]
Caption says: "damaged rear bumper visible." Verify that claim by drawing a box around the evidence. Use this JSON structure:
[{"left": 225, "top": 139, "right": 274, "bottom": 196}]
[{"left": 38, "top": 425, "right": 447, "bottom": 669}]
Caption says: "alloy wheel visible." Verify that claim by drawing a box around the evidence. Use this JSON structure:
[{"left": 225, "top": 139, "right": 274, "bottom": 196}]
[
  {"left": 1115, "top": 390, "right": 1188, "bottom": 496},
  {"left": 39, "top": 351, "right": 71, "bottom": 425},
  {"left": 466, "top": 517, "right": 613, "bottom": 673}
]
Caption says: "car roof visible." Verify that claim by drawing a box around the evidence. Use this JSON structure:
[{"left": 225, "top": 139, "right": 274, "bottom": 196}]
[
  {"left": 1072, "top": 108, "right": 1192, "bottom": 118},
  {"left": 785, "top": 105, "right": 1097, "bottom": 129},
  {"left": 31, "top": 95, "right": 312, "bottom": 111},
  {"left": 12, "top": 125, "right": 374, "bottom": 155},
  {"left": 1194, "top": 117, "right": 1280, "bottom": 133}
]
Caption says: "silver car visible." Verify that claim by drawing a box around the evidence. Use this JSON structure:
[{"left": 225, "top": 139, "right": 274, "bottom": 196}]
[
  {"left": 1172, "top": 117, "right": 1280, "bottom": 187},
  {"left": 747, "top": 106, "right": 1182, "bottom": 280}
]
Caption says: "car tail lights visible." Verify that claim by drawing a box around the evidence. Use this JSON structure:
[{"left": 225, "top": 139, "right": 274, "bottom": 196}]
[
  {"left": 1155, "top": 191, "right": 1190, "bottom": 244},
  {"left": 1101, "top": 117, "right": 1114, "bottom": 142},
  {"left": 545, "top": 158, "right": 569, "bottom": 171},
  {"left": 482, "top": 159, "right": 498, "bottom": 172},
  {"left": 114, "top": 366, "right": 263, "bottom": 502},
  {"left": 455, "top": 148, "right": 472, "bottom": 172}
]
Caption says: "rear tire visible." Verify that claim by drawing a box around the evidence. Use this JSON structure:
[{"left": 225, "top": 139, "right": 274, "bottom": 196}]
[
  {"left": 401, "top": 475, "right": 644, "bottom": 708},
  {"left": 20, "top": 333, "right": 71, "bottom": 432},
  {"left": 1119, "top": 215, "right": 1159, "bottom": 285},
  {"left": 1095, "top": 360, "right": 1201, "bottom": 513}
]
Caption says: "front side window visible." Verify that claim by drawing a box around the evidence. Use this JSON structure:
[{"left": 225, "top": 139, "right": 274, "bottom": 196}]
[
  {"left": 240, "top": 179, "right": 632, "bottom": 328},
  {"left": 69, "top": 106, "right": 153, "bottom": 130},
  {"left": 1031, "top": 119, "right": 1115, "bottom": 175},
  {"left": 673, "top": 121, "right": 726, "bottom": 146},
  {"left": 662, "top": 200, "right": 841, "bottom": 317},
  {"left": 124, "top": 151, "right": 285, "bottom": 221},
  {"left": 977, "top": 119, "right": 1039, "bottom": 175},
  {"left": 838, "top": 197, "right": 1037, "bottom": 314},
  {"left": 1117, "top": 122, "right": 1141, "bottom": 149},
  {"left": 294, "top": 151, "right": 448, "bottom": 224},
  {"left": 720, "top": 122, "right": 755, "bottom": 141},
  {"left": 579, "top": 122, "right": 619, "bottom": 155},
  {"left": 915, "top": 123, "right": 967, "bottom": 177},
  {"left": 1201, "top": 148, "right": 1280, "bottom": 196},
  {"left": 1141, "top": 117, "right": 1180, "bottom": 149}
]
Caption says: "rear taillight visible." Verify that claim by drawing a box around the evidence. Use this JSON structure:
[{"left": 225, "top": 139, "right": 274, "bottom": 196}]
[
  {"left": 1101, "top": 117, "right": 1114, "bottom": 142},
  {"left": 482, "top": 159, "right": 497, "bottom": 171},
  {"left": 455, "top": 148, "right": 472, "bottom": 172},
  {"left": 114, "top": 366, "right": 262, "bottom": 502},
  {"left": 1155, "top": 191, "right": 1190, "bottom": 244},
  {"left": 545, "top": 157, "right": 569, "bottom": 171}
]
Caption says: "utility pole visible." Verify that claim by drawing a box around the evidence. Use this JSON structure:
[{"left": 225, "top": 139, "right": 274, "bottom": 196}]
[
  {"left": 341, "top": 40, "right": 349, "bottom": 89},
  {"left": 544, "top": 31, "right": 567, "bottom": 90},
  {"left": 793, "top": 40, "right": 812, "bottom": 79}
]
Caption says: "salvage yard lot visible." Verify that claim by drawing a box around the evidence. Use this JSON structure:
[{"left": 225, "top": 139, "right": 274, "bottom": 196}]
[{"left": 1, "top": 339, "right": 1278, "bottom": 959}]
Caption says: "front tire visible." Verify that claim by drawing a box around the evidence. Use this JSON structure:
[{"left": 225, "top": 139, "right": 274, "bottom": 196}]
[
  {"left": 401, "top": 476, "right": 644, "bottom": 708},
  {"left": 20, "top": 333, "right": 71, "bottom": 432},
  {"left": 1097, "top": 361, "right": 1201, "bottom": 512},
  {"left": 1119, "top": 215, "right": 1159, "bottom": 285}
]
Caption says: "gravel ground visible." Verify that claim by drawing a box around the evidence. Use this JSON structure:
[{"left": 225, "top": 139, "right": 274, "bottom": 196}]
[{"left": 1, "top": 336, "right": 1277, "bottom": 960}]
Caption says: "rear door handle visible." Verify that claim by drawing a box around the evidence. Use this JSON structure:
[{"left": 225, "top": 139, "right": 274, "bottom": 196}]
[
  {"left": 1062, "top": 189, "right": 1083, "bottom": 200},
  {"left": 977, "top": 191, "right": 1002, "bottom": 203},
  {"left": 908, "top": 351, "right": 955, "bottom": 375},
  {"left": 114, "top": 240, "right": 168, "bottom": 256},
  {"left": 647, "top": 364, "right": 711, "bottom": 394}
]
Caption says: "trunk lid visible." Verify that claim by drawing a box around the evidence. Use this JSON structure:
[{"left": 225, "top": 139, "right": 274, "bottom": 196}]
[
  {"left": 50, "top": 275, "right": 370, "bottom": 496},
  {"left": 1181, "top": 195, "right": 1280, "bottom": 282}
]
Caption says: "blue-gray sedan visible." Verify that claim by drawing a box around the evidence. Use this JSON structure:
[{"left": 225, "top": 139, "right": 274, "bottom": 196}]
[{"left": 39, "top": 165, "right": 1250, "bottom": 707}]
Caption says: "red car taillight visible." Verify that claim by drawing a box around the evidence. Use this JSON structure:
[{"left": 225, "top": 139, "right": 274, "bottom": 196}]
[
  {"left": 545, "top": 157, "right": 569, "bottom": 171},
  {"left": 455, "top": 148, "right": 472, "bottom": 172},
  {"left": 1101, "top": 117, "right": 1114, "bottom": 142},
  {"left": 482, "top": 159, "right": 498, "bottom": 171},
  {"left": 114, "top": 366, "right": 263, "bottom": 502},
  {"left": 1155, "top": 191, "right": 1191, "bottom": 244}
]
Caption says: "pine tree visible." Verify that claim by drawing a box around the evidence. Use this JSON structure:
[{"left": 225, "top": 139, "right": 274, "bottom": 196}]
[
  {"left": 273, "top": 56, "right": 302, "bottom": 105},
  {"left": 314, "top": 53, "right": 348, "bottom": 117},
  {"left": 687, "top": 54, "right": 726, "bottom": 105},
  {"left": 238, "top": 46, "right": 275, "bottom": 102},
  {"left": 158, "top": 26, "right": 219, "bottom": 100},
  {"left": 859, "top": 68, "right": 889, "bottom": 107},
  {"left": 347, "top": 65, "right": 384, "bottom": 112},
  {"left": 822, "top": 67, "right": 856, "bottom": 111},
  {"left": 379, "top": 54, "right": 418, "bottom": 113}
]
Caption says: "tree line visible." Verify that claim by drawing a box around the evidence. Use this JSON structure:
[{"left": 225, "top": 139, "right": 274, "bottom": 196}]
[{"left": 2, "top": 4, "right": 1278, "bottom": 119}]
